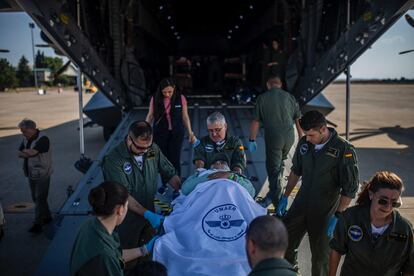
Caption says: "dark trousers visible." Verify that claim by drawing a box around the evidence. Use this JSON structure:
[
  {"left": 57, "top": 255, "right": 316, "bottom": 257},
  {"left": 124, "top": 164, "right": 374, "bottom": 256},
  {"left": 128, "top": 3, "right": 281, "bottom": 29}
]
[
  {"left": 283, "top": 210, "right": 330, "bottom": 276},
  {"left": 264, "top": 128, "right": 295, "bottom": 207},
  {"left": 154, "top": 129, "right": 184, "bottom": 176},
  {"left": 28, "top": 176, "right": 51, "bottom": 224}
]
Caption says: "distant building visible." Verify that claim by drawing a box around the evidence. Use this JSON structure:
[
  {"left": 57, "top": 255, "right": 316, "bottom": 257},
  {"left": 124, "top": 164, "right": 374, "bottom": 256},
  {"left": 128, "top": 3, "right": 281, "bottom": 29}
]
[
  {"left": 34, "top": 68, "right": 53, "bottom": 84},
  {"left": 55, "top": 61, "right": 78, "bottom": 85}
]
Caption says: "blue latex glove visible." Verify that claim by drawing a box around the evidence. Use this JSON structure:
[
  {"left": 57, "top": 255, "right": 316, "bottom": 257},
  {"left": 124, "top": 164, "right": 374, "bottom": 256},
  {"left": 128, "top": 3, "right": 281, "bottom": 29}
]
[
  {"left": 192, "top": 139, "right": 201, "bottom": 148},
  {"left": 276, "top": 195, "right": 288, "bottom": 217},
  {"left": 248, "top": 140, "right": 257, "bottom": 152},
  {"left": 327, "top": 215, "right": 338, "bottom": 238},
  {"left": 172, "top": 190, "right": 181, "bottom": 200},
  {"left": 144, "top": 235, "right": 159, "bottom": 253},
  {"left": 144, "top": 210, "right": 165, "bottom": 229}
]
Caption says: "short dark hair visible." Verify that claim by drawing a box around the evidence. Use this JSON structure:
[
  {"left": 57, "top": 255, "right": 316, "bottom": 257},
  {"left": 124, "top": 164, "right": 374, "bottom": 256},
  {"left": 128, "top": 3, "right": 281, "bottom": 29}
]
[
  {"left": 267, "top": 76, "right": 282, "bottom": 88},
  {"left": 246, "top": 215, "right": 288, "bottom": 254},
  {"left": 88, "top": 181, "right": 128, "bottom": 217},
  {"left": 133, "top": 261, "right": 167, "bottom": 276},
  {"left": 129, "top": 120, "right": 153, "bottom": 140},
  {"left": 299, "top": 110, "right": 327, "bottom": 131}
]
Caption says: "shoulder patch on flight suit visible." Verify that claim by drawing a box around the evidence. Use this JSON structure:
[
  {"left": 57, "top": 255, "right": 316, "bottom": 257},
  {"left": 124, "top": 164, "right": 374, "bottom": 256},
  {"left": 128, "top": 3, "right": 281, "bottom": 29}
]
[
  {"left": 300, "top": 143, "right": 308, "bottom": 155},
  {"left": 174, "top": 104, "right": 182, "bottom": 108},
  {"left": 205, "top": 144, "right": 214, "bottom": 152},
  {"left": 326, "top": 147, "right": 339, "bottom": 158},
  {"left": 146, "top": 149, "right": 156, "bottom": 160},
  {"left": 348, "top": 225, "right": 363, "bottom": 241},
  {"left": 123, "top": 161, "right": 132, "bottom": 174},
  {"left": 388, "top": 232, "right": 408, "bottom": 242}
]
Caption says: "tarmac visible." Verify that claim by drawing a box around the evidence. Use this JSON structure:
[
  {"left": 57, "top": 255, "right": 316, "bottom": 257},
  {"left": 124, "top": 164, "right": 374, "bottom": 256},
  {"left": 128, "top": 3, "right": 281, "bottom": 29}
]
[{"left": 0, "top": 84, "right": 413, "bottom": 275}]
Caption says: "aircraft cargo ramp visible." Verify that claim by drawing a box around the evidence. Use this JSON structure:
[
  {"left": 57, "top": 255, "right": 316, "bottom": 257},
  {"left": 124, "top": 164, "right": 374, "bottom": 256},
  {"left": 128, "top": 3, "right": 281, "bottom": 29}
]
[{"left": 35, "top": 101, "right": 283, "bottom": 275}]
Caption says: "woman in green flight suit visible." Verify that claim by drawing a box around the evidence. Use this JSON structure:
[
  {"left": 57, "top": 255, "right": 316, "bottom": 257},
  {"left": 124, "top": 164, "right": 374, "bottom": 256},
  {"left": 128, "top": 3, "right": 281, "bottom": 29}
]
[
  {"left": 329, "top": 171, "right": 414, "bottom": 276},
  {"left": 70, "top": 181, "right": 158, "bottom": 276}
]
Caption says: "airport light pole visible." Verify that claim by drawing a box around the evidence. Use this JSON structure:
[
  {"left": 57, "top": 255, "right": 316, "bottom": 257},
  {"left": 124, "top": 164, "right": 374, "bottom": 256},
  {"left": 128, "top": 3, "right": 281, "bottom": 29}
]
[
  {"left": 345, "top": 0, "right": 351, "bottom": 141},
  {"left": 29, "top": 23, "right": 38, "bottom": 90},
  {"left": 76, "top": 0, "right": 85, "bottom": 157}
]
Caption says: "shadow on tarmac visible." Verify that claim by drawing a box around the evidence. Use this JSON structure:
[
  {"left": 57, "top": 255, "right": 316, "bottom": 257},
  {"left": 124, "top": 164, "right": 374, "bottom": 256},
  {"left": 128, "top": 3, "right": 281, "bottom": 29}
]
[{"left": 0, "top": 119, "right": 104, "bottom": 276}]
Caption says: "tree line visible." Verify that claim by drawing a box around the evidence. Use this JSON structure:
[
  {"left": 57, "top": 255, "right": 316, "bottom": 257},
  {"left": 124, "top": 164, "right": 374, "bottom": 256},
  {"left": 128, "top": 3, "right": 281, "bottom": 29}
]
[{"left": 0, "top": 50, "right": 71, "bottom": 91}]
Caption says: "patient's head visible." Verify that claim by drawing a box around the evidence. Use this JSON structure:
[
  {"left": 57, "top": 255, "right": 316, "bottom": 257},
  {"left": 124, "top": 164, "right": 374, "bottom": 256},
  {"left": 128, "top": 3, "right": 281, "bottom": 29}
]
[{"left": 210, "top": 153, "right": 230, "bottom": 171}]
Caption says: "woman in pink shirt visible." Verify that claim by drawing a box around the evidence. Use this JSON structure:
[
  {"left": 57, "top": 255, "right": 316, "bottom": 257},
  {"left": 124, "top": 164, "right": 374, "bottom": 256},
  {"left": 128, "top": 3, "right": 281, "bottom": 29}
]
[{"left": 146, "top": 78, "right": 196, "bottom": 176}]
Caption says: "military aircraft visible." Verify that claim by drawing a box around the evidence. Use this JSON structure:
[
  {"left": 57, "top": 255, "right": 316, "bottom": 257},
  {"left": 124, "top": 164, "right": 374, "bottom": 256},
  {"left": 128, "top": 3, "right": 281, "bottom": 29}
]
[
  {"left": 399, "top": 14, "right": 414, "bottom": 55},
  {"left": 1, "top": 0, "right": 413, "bottom": 274}
]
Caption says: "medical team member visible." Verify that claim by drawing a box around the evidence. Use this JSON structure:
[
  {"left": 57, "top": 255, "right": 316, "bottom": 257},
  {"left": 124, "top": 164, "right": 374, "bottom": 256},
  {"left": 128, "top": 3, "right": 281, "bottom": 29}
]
[
  {"left": 193, "top": 111, "right": 246, "bottom": 174},
  {"left": 249, "top": 76, "right": 302, "bottom": 208},
  {"left": 146, "top": 77, "right": 197, "bottom": 175},
  {"left": 102, "top": 121, "right": 180, "bottom": 248},
  {"left": 329, "top": 171, "right": 414, "bottom": 276},
  {"left": 277, "top": 110, "right": 359, "bottom": 275},
  {"left": 70, "top": 181, "right": 157, "bottom": 276}
]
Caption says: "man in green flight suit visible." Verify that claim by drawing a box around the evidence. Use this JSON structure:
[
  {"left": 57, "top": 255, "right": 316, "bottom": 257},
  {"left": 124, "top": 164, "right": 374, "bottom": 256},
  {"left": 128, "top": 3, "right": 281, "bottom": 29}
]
[
  {"left": 249, "top": 76, "right": 302, "bottom": 208},
  {"left": 193, "top": 111, "right": 246, "bottom": 174},
  {"left": 102, "top": 121, "right": 181, "bottom": 249},
  {"left": 276, "top": 110, "right": 359, "bottom": 276},
  {"left": 246, "top": 215, "right": 297, "bottom": 276}
]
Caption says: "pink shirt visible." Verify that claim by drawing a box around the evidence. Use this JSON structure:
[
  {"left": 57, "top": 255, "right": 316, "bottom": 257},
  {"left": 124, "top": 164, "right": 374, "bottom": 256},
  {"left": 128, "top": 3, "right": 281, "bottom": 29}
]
[{"left": 150, "top": 95, "right": 187, "bottom": 130}]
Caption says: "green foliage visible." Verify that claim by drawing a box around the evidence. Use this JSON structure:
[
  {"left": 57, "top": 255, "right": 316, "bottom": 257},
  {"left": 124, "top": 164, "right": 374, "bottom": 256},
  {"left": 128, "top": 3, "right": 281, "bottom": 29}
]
[
  {"left": 0, "top": 58, "right": 18, "bottom": 91},
  {"left": 44, "top": 56, "right": 63, "bottom": 73},
  {"left": 35, "top": 50, "right": 47, "bottom": 68},
  {"left": 53, "top": 75, "right": 71, "bottom": 86},
  {"left": 16, "top": 55, "right": 33, "bottom": 87}
]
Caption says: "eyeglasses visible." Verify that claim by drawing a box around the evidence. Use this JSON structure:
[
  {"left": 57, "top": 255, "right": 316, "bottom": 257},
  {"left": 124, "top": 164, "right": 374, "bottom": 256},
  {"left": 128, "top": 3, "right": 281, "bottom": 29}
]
[
  {"left": 207, "top": 128, "right": 223, "bottom": 134},
  {"left": 377, "top": 197, "right": 401, "bottom": 208},
  {"left": 128, "top": 136, "right": 152, "bottom": 151}
]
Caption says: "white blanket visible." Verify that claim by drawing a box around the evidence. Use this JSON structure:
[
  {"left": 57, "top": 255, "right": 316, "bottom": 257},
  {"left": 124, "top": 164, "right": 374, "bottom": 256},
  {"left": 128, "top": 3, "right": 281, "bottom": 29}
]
[{"left": 153, "top": 179, "right": 267, "bottom": 276}]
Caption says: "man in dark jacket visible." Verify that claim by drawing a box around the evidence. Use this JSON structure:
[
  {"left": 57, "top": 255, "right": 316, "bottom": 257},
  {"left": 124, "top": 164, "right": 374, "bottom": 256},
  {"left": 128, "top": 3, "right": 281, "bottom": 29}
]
[{"left": 246, "top": 215, "right": 297, "bottom": 276}]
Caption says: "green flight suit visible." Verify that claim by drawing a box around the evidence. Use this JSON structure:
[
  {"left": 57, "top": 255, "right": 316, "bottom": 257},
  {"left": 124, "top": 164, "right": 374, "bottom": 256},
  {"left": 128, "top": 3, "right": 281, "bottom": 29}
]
[
  {"left": 193, "top": 135, "right": 246, "bottom": 171},
  {"left": 330, "top": 204, "right": 414, "bottom": 276},
  {"left": 254, "top": 87, "right": 301, "bottom": 207},
  {"left": 248, "top": 258, "right": 298, "bottom": 276},
  {"left": 283, "top": 128, "right": 359, "bottom": 276},
  {"left": 70, "top": 217, "right": 124, "bottom": 276},
  {"left": 102, "top": 141, "right": 176, "bottom": 248}
]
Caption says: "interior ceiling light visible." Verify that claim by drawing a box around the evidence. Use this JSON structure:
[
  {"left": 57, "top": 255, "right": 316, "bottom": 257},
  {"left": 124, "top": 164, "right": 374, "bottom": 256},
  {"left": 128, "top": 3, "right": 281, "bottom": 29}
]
[
  {"left": 176, "top": 36, "right": 181, "bottom": 40},
  {"left": 159, "top": 5, "right": 163, "bottom": 10},
  {"left": 170, "top": 26, "right": 175, "bottom": 30},
  {"left": 249, "top": 5, "right": 254, "bottom": 10},
  {"left": 229, "top": 29, "right": 233, "bottom": 33},
  {"left": 167, "top": 15, "right": 171, "bottom": 20},
  {"left": 174, "top": 32, "right": 178, "bottom": 35},
  {"left": 235, "top": 25, "right": 239, "bottom": 29},
  {"left": 227, "top": 35, "right": 231, "bottom": 39},
  {"left": 239, "top": 15, "right": 244, "bottom": 19}
]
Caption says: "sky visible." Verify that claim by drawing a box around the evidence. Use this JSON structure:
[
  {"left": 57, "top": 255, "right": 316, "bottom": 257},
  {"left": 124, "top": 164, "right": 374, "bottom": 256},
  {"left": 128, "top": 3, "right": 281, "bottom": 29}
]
[{"left": 0, "top": 10, "right": 413, "bottom": 79}]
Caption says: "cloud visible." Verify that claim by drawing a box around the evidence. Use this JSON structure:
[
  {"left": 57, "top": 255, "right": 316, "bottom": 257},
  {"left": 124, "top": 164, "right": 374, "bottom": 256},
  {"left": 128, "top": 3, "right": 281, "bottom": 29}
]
[{"left": 377, "top": 35, "right": 406, "bottom": 45}]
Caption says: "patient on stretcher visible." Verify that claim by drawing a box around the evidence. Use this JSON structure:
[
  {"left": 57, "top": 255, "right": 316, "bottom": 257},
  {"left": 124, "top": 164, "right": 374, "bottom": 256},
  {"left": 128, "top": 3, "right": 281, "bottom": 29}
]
[{"left": 181, "top": 153, "right": 256, "bottom": 197}]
